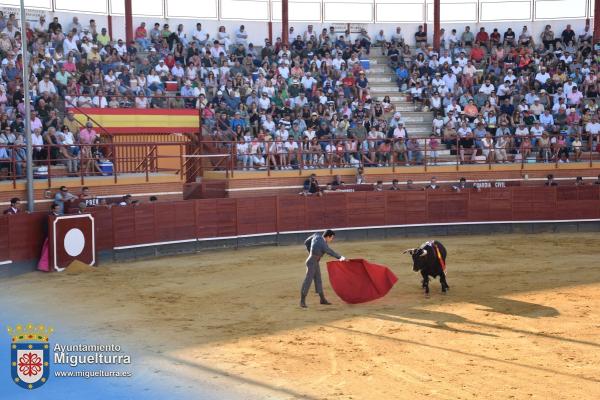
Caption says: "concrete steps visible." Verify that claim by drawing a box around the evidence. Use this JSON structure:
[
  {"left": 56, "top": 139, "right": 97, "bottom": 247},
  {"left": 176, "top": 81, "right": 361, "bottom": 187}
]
[{"left": 366, "top": 52, "right": 434, "bottom": 138}]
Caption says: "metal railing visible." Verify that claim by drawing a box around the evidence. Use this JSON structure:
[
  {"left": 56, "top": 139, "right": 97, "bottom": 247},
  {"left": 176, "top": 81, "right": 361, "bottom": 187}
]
[
  {"left": 0, "top": 134, "right": 597, "bottom": 185},
  {"left": 223, "top": 133, "right": 599, "bottom": 175},
  {"left": 0, "top": 141, "right": 232, "bottom": 187}
]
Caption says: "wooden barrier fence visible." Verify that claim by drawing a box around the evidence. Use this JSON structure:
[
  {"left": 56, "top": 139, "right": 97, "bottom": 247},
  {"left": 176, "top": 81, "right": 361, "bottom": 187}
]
[{"left": 1, "top": 186, "right": 599, "bottom": 264}]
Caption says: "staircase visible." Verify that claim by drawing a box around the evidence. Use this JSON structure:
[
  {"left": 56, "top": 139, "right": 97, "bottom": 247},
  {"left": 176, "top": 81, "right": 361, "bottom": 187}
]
[{"left": 366, "top": 53, "right": 434, "bottom": 138}]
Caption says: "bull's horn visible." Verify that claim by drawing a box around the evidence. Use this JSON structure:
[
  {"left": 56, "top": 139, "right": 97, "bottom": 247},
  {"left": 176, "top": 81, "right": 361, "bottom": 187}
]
[{"left": 402, "top": 248, "right": 415, "bottom": 254}]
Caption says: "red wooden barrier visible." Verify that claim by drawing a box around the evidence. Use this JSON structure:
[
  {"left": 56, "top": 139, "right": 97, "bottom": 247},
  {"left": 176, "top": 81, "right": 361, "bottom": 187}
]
[{"left": 1, "top": 186, "right": 599, "bottom": 264}]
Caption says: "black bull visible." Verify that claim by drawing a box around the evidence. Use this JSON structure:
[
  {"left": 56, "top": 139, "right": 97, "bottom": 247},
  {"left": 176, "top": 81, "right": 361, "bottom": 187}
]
[{"left": 403, "top": 241, "right": 449, "bottom": 294}]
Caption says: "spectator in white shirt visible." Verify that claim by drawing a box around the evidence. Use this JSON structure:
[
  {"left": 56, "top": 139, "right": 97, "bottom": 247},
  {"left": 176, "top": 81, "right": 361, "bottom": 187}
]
[
  {"left": 155, "top": 60, "right": 169, "bottom": 77},
  {"left": 539, "top": 109, "right": 554, "bottom": 128},
  {"left": 171, "top": 61, "right": 184, "bottom": 80},
  {"left": 192, "top": 23, "right": 209, "bottom": 46},
  {"left": 68, "top": 16, "right": 82, "bottom": 34},
  {"left": 535, "top": 67, "right": 551, "bottom": 86},
  {"left": 258, "top": 92, "right": 271, "bottom": 111},
  {"left": 586, "top": 116, "right": 600, "bottom": 136},
  {"left": 442, "top": 71, "right": 457, "bottom": 92},
  {"left": 479, "top": 80, "right": 495, "bottom": 95},
  {"left": 301, "top": 72, "right": 316, "bottom": 93},
  {"left": 63, "top": 32, "right": 79, "bottom": 56},
  {"left": 38, "top": 75, "right": 57, "bottom": 98},
  {"left": 92, "top": 90, "right": 108, "bottom": 108},
  {"left": 115, "top": 39, "right": 127, "bottom": 57},
  {"left": 234, "top": 25, "right": 248, "bottom": 48},
  {"left": 391, "top": 27, "right": 404, "bottom": 44}
]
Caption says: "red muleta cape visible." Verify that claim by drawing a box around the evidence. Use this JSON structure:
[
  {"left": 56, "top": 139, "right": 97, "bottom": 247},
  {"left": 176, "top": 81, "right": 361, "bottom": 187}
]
[{"left": 326, "top": 259, "right": 398, "bottom": 304}]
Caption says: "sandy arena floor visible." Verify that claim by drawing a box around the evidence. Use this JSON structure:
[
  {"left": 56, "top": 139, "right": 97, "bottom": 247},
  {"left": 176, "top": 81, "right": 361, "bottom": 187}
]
[{"left": 3, "top": 233, "right": 600, "bottom": 399}]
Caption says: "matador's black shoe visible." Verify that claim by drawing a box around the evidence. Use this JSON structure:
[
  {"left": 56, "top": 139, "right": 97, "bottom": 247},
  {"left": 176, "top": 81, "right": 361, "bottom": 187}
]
[
  {"left": 320, "top": 297, "right": 332, "bottom": 305},
  {"left": 300, "top": 295, "right": 307, "bottom": 308}
]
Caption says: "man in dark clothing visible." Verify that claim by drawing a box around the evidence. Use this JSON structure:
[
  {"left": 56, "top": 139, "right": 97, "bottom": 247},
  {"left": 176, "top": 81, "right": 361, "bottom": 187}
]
[
  {"left": 3, "top": 197, "right": 19, "bottom": 214},
  {"left": 303, "top": 174, "right": 321, "bottom": 196},
  {"left": 301, "top": 230, "right": 346, "bottom": 308},
  {"left": 545, "top": 174, "right": 558, "bottom": 186}
]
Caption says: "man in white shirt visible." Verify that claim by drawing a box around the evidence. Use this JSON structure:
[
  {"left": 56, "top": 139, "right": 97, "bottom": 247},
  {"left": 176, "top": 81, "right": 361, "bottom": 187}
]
[
  {"left": 258, "top": 92, "right": 271, "bottom": 110},
  {"left": 274, "top": 124, "right": 289, "bottom": 141},
  {"left": 585, "top": 115, "right": 600, "bottom": 136},
  {"left": 63, "top": 32, "right": 80, "bottom": 56},
  {"left": 479, "top": 79, "right": 495, "bottom": 95},
  {"left": 171, "top": 61, "right": 184, "bottom": 80},
  {"left": 115, "top": 39, "right": 127, "bottom": 57},
  {"left": 332, "top": 54, "right": 344, "bottom": 70},
  {"left": 277, "top": 62, "right": 290, "bottom": 79},
  {"left": 301, "top": 72, "right": 316, "bottom": 93},
  {"left": 551, "top": 98, "right": 567, "bottom": 114},
  {"left": 155, "top": 60, "right": 169, "bottom": 77},
  {"left": 563, "top": 79, "right": 575, "bottom": 96},
  {"left": 262, "top": 114, "right": 276, "bottom": 133},
  {"left": 530, "top": 121, "right": 544, "bottom": 145},
  {"left": 496, "top": 80, "right": 511, "bottom": 99},
  {"left": 39, "top": 75, "right": 57, "bottom": 97},
  {"left": 235, "top": 25, "right": 248, "bottom": 48},
  {"left": 445, "top": 99, "right": 461, "bottom": 115},
  {"left": 559, "top": 52, "right": 573, "bottom": 64},
  {"left": 68, "top": 17, "right": 82, "bottom": 34},
  {"left": 92, "top": 90, "right": 108, "bottom": 108},
  {"left": 192, "top": 23, "right": 209, "bottom": 46},
  {"left": 535, "top": 67, "right": 551, "bottom": 86},
  {"left": 442, "top": 71, "right": 457, "bottom": 92},
  {"left": 503, "top": 69, "right": 517, "bottom": 84},
  {"left": 33, "top": 16, "right": 47, "bottom": 38},
  {"left": 579, "top": 24, "right": 592, "bottom": 43},
  {"left": 514, "top": 122, "right": 529, "bottom": 139},
  {"left": 539, "top": 109, "right": 554, "bottom": 128},
  {"left": 567, "top": 86, "right": 583, "bottom": 106},
  {"left": 450, "top": 62, "right": 462, "bottom": 75},
  {"left": 432, "top": 73, "right": 444, "bottom": 88},
  {"left": 456, "top": 53, "right": 468, "bottom": 68},
  {"left": 391, "top": 27, "right": 404, "bottom": 44},
  {"left": 80, "top": 36, "right": 93, "bottom": 55},
  {"left": 447, "top": 29, "right": 459, "bottom": 48},
  {"left": 438, "top": 49, "right": 452, "bottom": 66},
  {"left": 530, "top": 99, "right": 544, "bottom": 117},
  {"left": 304, "top": 25, "right": 316, "bottom": 42},
  {"left": 293, "top": 92, "right": 309, "bottom": 108}
]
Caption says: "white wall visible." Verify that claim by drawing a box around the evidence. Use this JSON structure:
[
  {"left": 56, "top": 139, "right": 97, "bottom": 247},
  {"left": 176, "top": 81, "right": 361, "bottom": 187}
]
[{"left": 0, "top": 4, "right": 591, "bottom": 47}]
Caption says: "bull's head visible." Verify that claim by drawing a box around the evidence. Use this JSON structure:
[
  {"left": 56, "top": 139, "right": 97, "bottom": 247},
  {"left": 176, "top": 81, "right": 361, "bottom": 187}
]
[{"left": 402, "top": 248, "right": 428, "bottom": 271}]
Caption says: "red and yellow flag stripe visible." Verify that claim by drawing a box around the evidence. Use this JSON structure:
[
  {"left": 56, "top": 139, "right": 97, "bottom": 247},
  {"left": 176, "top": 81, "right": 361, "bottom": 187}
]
[{"left": 73, "top": 108, "right": 200, "bottom": 134}]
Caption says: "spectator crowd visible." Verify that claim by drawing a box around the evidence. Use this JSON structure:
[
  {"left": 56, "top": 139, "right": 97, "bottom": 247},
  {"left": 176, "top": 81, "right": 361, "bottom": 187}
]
[{"left": 0, "top": 12, "right": 598, "bottom": 176}]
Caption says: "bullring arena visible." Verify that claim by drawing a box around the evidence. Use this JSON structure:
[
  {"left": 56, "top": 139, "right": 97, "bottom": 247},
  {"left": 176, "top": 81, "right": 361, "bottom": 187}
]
[
  {"left": 1, "top": 0, "right": 600, "bottom": 398},
  {"left": 2, "top": 233, "right": 600, "bottom": 399}
]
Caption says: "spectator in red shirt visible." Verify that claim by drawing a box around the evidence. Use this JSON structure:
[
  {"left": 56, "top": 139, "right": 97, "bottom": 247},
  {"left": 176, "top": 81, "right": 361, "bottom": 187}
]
[
  {"left": 475, "top": 27, "right": 489, "bottom": 49},
  {"left": 470, "top": 43, "right": 485, "bottom": 64},
  {"left": 490, "top": 29, "right": 501, "bottom": 46},
  {"left": 135, "top": 22, "right": 150, "bottom": 50}
]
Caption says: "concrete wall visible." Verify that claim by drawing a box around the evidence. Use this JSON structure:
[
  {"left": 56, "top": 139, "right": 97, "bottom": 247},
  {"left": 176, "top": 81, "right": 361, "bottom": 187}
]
[{"left": 0, "top": 4, "right": 590, "bottom": 48}]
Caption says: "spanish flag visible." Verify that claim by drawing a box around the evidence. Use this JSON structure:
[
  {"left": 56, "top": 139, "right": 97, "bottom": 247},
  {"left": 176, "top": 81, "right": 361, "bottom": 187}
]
[{"left": 73, "top": 108, "right": 200, "bottom": 134}]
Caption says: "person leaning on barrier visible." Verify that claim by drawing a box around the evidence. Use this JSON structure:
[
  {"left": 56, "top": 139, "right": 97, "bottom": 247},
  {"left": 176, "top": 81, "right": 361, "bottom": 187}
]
[
  {"left": 3, "top": 197, "right": 19, "bottom": 214},
  {"left": 302, "top": 173, "right": 322, "bottom": 197}
]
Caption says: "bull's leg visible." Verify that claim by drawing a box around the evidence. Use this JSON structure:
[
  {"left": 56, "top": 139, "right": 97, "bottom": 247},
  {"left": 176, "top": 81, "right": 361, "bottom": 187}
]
[
  {"left": 440, "top": 272, "right": 450, "bottom": 293},
  {"left": 421, "top": 271, "right": 430, "bottom": 294}
]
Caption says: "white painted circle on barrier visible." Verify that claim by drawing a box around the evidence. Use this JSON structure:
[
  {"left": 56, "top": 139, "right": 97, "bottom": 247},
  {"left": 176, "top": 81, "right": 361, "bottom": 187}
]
[{"left": 64, "top": 228, "right": 85, "bottom": 257}]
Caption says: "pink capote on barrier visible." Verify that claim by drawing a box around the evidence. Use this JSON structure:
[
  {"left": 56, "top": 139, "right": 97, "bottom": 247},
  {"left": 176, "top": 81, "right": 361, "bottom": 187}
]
[
  {"left": 326, "top": 258, "right": 398, "bottom": 304},
  {"left": 37, "top": 237, "right": 50, "bottom": 272}
]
